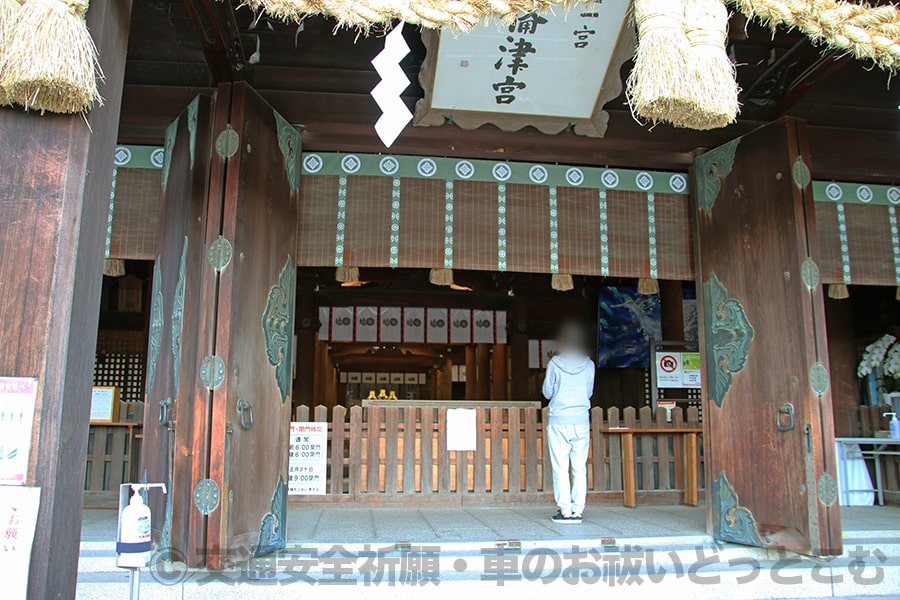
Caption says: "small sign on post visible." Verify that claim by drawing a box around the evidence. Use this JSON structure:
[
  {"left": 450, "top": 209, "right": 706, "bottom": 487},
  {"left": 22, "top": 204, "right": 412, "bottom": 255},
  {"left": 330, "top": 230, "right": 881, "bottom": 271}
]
[
  {"left": 289, "top": 422, "right": 328, "bottom": 495},
  {"left": 0, "top": 377, "right": 38, "bottom": 485},
  {"left": 447, "top": 408, "right": 477, "bottom": 452},
  {"left": 0, "top": 486, "right": 41, "bottom": 600}
]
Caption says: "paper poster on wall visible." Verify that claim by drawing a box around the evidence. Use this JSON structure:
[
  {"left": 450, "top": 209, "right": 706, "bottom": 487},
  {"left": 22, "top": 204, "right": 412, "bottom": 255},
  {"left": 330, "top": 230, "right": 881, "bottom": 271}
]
[
  {"left": 90, "top": 386, "right": 120, "bottom": 423},
  {"left": 289, "top": 422, "right": 328, "bottom": 495},
  {"left": 447, "top": 408, "right": 477, "bottom": 451},
  {"left": 655, "top": 352, "right": 702, "bottom": 389},
  {"left": 0, "top": 486, "right": 41, "bottom": 600},
  {"left": 0, "top": 378, "right": 38, "bottom": 485}
]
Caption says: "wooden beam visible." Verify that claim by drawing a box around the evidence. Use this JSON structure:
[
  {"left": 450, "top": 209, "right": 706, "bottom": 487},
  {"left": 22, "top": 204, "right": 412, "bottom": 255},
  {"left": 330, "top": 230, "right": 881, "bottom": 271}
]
[
  {"left": 183, "top": 0, "right": 246, "bottom": 82},
  {"left": 0, "top": 1, "right": 132, "bottom": 598},
  {"left": 740, "top": 40, "right": 850, "bottom": 121},
  {"left": 118, "top": 84, "right": 900, "bottom": 183}
]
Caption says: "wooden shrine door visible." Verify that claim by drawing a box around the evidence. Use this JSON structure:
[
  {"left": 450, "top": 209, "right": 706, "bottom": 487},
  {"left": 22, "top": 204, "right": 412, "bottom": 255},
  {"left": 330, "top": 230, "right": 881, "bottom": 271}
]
[
  {"left": 142, "top": 82, "right": 299, "bottom": 568},
  {"left": 692, "top": 118, "right": 841, "bottom": 556},
  {"left": 141, "top": 93, "right": 217, "bottom": 563}
]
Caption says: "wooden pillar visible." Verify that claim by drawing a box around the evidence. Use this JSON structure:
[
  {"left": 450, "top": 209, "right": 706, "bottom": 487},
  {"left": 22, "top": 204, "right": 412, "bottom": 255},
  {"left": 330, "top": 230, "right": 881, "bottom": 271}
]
[
  {"left": 465, "top": 345, "right": 477, "bottom": 399},
  {"left": 294, "top": 277, "right": 318, "bottom": 409},
  {"left": 437, "top": 357, "right": 453, "bottom": 399},
  {"left": 825, "top": 296, "right": 859, "bottom": 437},
  {"left": 476, "top": 343, "right": 492, "bottom": 399},
  {"left": 0, "top": 2, "right": 132, "bottom": 597},
  {"left": 492, "top": 344, "right": 508, "bottom": 400},
  {"left": 660, "top": 280, "right": 685, "bottom": 340},
  {"left": 510, "top": 298, "right": 529, "bottom": 399}
]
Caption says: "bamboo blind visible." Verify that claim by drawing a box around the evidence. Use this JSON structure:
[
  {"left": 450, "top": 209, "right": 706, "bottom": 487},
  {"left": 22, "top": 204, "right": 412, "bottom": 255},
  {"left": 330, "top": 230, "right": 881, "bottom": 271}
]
[{"left": 106, "top": 167, "right": 895, "bottom": 286}]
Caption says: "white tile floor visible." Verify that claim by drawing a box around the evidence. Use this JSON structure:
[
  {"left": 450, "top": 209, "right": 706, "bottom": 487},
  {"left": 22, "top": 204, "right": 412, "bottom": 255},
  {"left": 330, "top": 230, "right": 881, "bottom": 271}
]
[{"left": 76, "top": 505, "right": 900, "bottom": 600}]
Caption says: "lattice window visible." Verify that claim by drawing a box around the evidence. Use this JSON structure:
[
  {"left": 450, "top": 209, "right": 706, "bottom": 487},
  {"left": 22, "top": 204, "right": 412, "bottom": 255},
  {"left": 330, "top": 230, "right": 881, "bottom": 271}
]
[{"left": 93, "top": 353, "right": 145, "bottom": 404}]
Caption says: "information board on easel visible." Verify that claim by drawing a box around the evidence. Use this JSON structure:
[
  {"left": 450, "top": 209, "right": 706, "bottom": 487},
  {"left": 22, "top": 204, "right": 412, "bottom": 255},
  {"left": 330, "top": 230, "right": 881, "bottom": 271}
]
[{"left": 650, "top": 341, "right": 701, "bottom": 416}]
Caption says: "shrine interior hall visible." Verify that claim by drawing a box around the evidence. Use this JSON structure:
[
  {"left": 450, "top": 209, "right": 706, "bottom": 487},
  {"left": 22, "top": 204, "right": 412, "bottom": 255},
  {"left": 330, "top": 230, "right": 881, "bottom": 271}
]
[{"left": 0, "top": 1, "right": 899, "bottom": 599}]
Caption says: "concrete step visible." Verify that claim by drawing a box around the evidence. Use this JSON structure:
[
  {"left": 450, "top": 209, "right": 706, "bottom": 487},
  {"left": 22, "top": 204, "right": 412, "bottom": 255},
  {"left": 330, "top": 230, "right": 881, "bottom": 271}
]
[{"left": 77, "top": 531, "right": 900, "bottom": 599}]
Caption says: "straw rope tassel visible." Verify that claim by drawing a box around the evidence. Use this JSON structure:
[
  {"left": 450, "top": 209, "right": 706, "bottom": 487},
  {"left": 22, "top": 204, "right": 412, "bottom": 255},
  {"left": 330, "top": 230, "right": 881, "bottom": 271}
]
[
  {"left": 683, "top": 0, "right": 739, "bottom": 130},
  {"left": 828, "top": 283, "right": 849, "bottom": 300},
  {"left": 638, "top": 277, "right": 659, "bottom": 295},
  {"left": 0, "top": 0, "right": 21, "bottom": 106},
  {"left": 2, "top": 0, "right": 102, "bottom": 114},
  {"left": 627, "top": 0, "right": 692, "bottom": 126},
  {"left": 335, "top": 266, "right": 359, "bottom": 283},
  {"left": 551, "top": 273, "right": 574, "bottom": 292},
  {"left": 429, "top": 268, "right": 453, "bottom": 286}
]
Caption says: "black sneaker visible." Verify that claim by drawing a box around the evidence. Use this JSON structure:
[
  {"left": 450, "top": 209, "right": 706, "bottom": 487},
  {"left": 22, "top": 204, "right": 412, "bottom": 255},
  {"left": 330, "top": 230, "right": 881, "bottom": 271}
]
[
  {"left": 569, "top": 513, "right": 583, "bottom": 524},
  {"left": 552, "top": 510, "right": 578, "bottom": 524}
]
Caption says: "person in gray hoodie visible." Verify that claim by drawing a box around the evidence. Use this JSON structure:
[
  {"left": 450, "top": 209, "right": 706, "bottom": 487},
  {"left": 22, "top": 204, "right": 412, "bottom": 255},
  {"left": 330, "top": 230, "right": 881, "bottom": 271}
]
[{"left": 542, "top": 321, "right": 595, "bottom": 524}]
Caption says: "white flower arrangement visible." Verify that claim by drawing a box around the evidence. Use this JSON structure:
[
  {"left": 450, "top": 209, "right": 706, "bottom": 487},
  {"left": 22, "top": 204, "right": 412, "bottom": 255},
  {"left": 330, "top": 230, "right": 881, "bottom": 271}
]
[{"left": 858, "top": 334, "right": 898, "bottom": 379}]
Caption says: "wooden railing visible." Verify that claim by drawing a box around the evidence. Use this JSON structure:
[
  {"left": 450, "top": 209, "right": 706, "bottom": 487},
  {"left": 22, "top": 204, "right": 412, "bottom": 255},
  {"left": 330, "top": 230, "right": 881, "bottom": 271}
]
[
  {"left": 851, "top": 405, "right": 900, "bottom": 504},
  {"left": 84, "top": 422, "right": 142, "bottom": 507},
  {"left": 292, "top": 405, "right": 704, "bottom": 506}
]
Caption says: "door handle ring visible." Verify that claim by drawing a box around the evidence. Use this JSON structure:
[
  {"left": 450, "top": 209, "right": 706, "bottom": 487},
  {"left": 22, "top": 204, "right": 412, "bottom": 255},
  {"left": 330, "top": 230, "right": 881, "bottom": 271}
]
[
  {"left": 236, "top": 399, "right": 254, "bottom": 430},
  {"left": 777, "top": 402, "right": 795, "bottom": 432}
]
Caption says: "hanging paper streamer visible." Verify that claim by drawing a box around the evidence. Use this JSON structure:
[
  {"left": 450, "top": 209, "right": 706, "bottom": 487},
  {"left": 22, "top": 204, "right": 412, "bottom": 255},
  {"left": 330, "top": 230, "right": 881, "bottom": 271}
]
[
  {"left": 497, "top": 183, "right": 508, "bottom": 272},
  {"left": 599, "top": 189, "right": 610, "bottom": 277},
  {"left": 389, "top": 177, "right": 401, "bottom": 267},
  {"left": 837, "top": 202, "right": 851, "bottom": 286},
  {"left": 444, "top": 181, "right": 454, "bottom": 269},
  {"left": 549, "top": 186, "right": 559, "bottom": 275},
  {"left": 647, "top": 192, "right": 658, "bottom": 280},
  {"left": 890, "top": 207, "right": 900, "bottom": 289},
  {"left": 335, "top": 175, "right": 348, "bottom": 268},
  {"left": 370, "top": 24, "right": 412, "bottom": 147}
]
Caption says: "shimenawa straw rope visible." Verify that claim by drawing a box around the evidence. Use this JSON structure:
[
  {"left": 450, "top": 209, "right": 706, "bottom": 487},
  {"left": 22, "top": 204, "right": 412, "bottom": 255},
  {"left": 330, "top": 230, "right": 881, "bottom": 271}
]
[
  {"left": 1, "top": 0, "right": 102, "bottom": 114},
  {"left": 0, "top": 0, "right": 22, "bottom": 106}
]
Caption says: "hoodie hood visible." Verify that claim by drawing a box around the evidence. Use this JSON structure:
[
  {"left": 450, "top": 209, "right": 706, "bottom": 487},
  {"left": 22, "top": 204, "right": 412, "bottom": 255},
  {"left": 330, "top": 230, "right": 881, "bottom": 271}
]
[{"left": 550, "top": 352, "right": 594, "bottom": 375}]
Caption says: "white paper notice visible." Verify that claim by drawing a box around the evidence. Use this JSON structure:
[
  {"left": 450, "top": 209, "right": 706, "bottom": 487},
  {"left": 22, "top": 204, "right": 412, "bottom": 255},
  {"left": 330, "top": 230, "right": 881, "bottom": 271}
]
[
  {"left": 289, "top": 422, "right": 328, "bottom": 495},
  {"left": 0, "top": 378, "right": 38, "bottom": 485},
  {"left": 0, "top": 486, "right": 41, "bottom": 600},
  {"left": 447, "top": 408, "right": 477, "bottom": 451}
]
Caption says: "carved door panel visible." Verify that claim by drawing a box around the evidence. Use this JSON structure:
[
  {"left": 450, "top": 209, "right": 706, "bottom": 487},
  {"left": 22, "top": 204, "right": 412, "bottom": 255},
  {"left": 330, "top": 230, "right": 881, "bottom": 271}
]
[
  {"left": 202, "top": 82, "right": 299, "bottom": 569},
  {"left": 691, "top": 118, "right": 841, "bottom": 556},
  {"left": 140, "top": 93, "right": 217, "bottom": 561}
]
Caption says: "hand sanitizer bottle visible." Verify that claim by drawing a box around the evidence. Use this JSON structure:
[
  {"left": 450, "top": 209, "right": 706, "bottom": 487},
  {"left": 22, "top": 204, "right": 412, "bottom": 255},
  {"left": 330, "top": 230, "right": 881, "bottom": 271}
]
[{"left": 886, "top": 413, "right": 900, "bottom": 440}]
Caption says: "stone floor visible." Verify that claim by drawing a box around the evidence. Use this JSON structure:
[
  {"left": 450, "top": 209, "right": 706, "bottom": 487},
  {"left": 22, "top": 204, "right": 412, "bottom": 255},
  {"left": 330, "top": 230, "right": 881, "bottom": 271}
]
[{"left": 76, "top": 504, "right": 900, "bottom": 599}]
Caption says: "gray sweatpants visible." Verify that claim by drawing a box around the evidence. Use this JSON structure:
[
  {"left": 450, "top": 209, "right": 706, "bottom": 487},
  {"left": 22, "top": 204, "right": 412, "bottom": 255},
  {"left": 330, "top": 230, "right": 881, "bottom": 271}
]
[{"left": 546, "top": 423, "right": 590, "bottom": 516}]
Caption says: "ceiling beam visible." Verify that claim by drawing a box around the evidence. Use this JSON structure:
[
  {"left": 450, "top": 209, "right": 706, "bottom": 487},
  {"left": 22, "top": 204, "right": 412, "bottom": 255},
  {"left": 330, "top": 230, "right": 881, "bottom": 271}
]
[
  {"left": 117, "top": 84, "right": 900, "bottom": 184},
  {"left": 739, "top": 39, "right": 850, "bottom": 121},
  {"left": 183, "top": 0, "right": 246, "bottom": 82}
]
